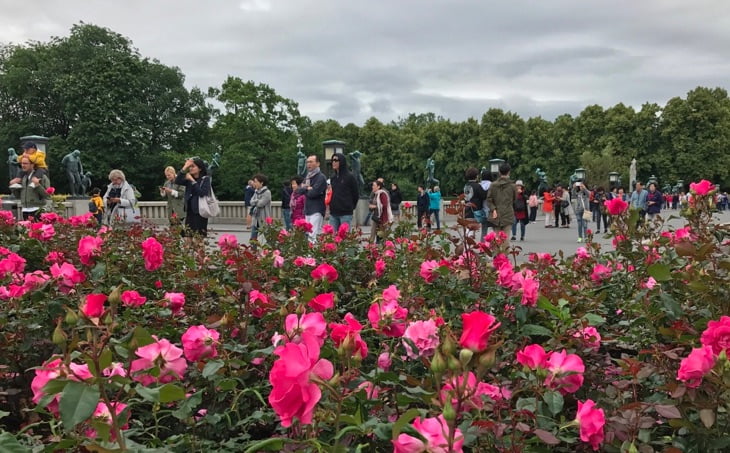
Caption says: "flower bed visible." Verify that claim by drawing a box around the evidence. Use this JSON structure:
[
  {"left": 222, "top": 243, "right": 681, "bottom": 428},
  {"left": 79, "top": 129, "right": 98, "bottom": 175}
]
[{"left": 0, "top": 181, "right": 728, "bottom": 452}]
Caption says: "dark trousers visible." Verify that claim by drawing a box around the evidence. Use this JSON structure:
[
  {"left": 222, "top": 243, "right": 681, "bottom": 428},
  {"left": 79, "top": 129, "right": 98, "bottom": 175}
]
[{"left": 529, "top": 206, "right": 537, "bottom": 222}]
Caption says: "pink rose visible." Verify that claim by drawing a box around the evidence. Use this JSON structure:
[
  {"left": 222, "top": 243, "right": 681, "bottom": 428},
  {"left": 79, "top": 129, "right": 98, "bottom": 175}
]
[
  {"left": 604, "top": 197, "right": 629, "bottom": 215},
  {"left": 402, "top": 319, "right": 440, "bottom": 359},
  {"left": 322, "top": 224, "right": 334, "bottom": 235},
  {"left": 310, "top": 263, "right": 338, "bottom": 282},
  {"left": 377, "top": 352, "right": 392, "bottom": 371},
  {"left": 81, "top": 293, "right": 107, "bottom": 318},
  {"left": 329, "top": 313, "right": 368, "bottom": 359},
  {"left": 374, "top": 259, "right": 386, "bottom": 277},
  {"left": 86, "top": 401, "right": 128, "bottom": 439},
  {"left": 248, "top": 289, "right": 276, "bottom": 318},
  {"left": 121, "top": 290, "right": 147, "bottom": 308},
  {"left": 419, "top": 260, "right": 440, "bottom": 283},
  {"left": 575, "top": 399, "right": 605, "bottom": 451},
  {"left": 689, "top": 179, "right": 713, "bottom": 196},
  {"left": 573, "top": 326, "right": 602, "bottom": 352},
  {"left": 545, "top": 349, "right": 585, "bottom": 394},
  {"left": 285, "top": 312, "right": 327, "bottom": 346},
  {"left": 368, "top": 298, "right": 408, "bottom": 338},
  {"left": 217, "top": 234, "right": 238, "bottom": 250},
  {"left": 141, "top": 237, "right": 164, "bottom": 271},
  {"left": 590, "top": 263, "right": 612, "bottom": 283},
  {"left": 677, "top": 345, "right": 716, "bottom": 388},
  {"left": 268, "top": 333, "right": 334, "bottom": 427},
  {"left": 293, "top": 218, "right": 313, "bottom": 233},
  {"left": 516, "top": 344, "right": 548, "bottom": 369},
  {"left": 392, "top": 415, "right": 463, "bottom": 453},
  {"left": 130, "top": 337, "right": 187, "bottom": 385},
  {"left": 163, "top": 292, "right": 186, "bottom": 315},
  {"left": 700, "top": 315, "right": 730, "bottom": 356},
  {"left": 308, "top": 292, "right": 335, "bottom": 312},
  {"left": 459, "top": 311, "right": 500, "bottom": 352},
  {"left": 181, "top": 325, "right": 220, "bottom": 362},
  {"left": 45, "top": 186, "right": 56, "bottom": 195},
  {"left": 77, "top": 235, "right": 104, "bottom": 266}
]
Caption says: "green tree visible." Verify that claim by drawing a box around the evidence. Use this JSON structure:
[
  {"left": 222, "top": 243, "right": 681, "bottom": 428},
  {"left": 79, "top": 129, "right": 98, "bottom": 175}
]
[
  {"left": 209, "top": 77, "right": 305, "bottom": 200},
  {"left": 0, "top": 23, "right": 211, "bottom": 196}
]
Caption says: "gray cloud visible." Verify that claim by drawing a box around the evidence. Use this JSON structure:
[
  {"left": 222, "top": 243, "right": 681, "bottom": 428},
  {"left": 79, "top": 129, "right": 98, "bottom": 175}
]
[{"left": 2, "top": 0, "right": 730, "bottom": 125}]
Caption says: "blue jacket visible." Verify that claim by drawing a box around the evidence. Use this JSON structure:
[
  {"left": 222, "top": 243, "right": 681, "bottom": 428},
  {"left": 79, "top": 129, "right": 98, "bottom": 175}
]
[
  {"left": 298, "top": 170, "right": 327, "bottom": 216},
  {"left": 428, "top": 190, "right": 441, "bottom": 211}
]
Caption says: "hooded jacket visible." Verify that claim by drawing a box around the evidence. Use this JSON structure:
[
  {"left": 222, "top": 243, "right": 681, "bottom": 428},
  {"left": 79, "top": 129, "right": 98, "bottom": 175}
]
[
  {"left": 328, "top": 153, "right": 360, "bottom": 216},
  {"left": 486, "top": 176, "right": 516, "bottom": 227}
]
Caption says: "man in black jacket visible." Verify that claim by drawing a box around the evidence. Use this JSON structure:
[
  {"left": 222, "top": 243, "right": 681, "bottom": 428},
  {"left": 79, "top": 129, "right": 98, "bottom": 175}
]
[{"left": 328, "top": 153, "right": 360, "bottom": 231}]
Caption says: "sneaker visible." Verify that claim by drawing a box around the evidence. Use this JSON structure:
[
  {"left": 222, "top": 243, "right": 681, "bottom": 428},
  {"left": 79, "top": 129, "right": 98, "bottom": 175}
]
[
  {"left": 520, "top": 237, "right": 524, "bottom": 241},
  {"left": 510, "top": 236, "right": 516, "bottom": 241},
  {"left": 8, "top": 183, "right": 21, "bottom": 189},
  {"left": 577, "top": 238, "right": 583, "bottom": 242}
]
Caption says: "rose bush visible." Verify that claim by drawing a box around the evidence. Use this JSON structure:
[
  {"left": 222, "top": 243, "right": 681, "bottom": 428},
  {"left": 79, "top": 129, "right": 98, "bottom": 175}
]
[{"left": 0, "top": 180, "right": 727, "bottom": 451}]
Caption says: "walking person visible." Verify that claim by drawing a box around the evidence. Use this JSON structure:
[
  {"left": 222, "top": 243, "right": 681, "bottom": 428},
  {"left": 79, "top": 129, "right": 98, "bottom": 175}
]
[
  {"left": 416, "top": 185, "right": 430, "bottom": 229},
  {"left": 646, "top": 182, "right": 662, "bottom": 222},
  {"left": 281, "top": 180, "right": 293, "bottom": 231},
  {"left": 428, "top": 186, "right": 442, "bottom": 230},
  {"left": 244, "top": 180, "right": 254, "bottom": 230},
  {"left": 593, "top": 186, "right": 609, "bottom": 233},
  {"left": 511, "top": 180, "right": 528, "bottom": 241},
  {"left": 369, "top": 180, "right": 392, "bottom": 243},
  {"left": 160, "top": 166, "right": 186, "bottom": 226},
  {"left": 480, "top": 169, "right": 493, "bottom": 239},
  {"left": 560, "top": 186, "right": 572, "bottom": 228},
  {"left": 543, "top": 189, "right": 555, "bottom": 228},
  {"left": 289, "top": 176, "right": 305, "bottom": 224},
  {"left": 486, "top": 162, "right": 517, "bottom": 250},
  {"left": 463, "top": 167, "right": 487, "bottom": 239},
  {"left": 630, "top": 181, "right": 648, "bottom": 227},
  {"left": 328, "top": 152, "right": 359, "bottom": 231},
  {"left": 175, "top": 157, "right": 211, "bottom": 236},
  {"left": 573, "top": 181, "right": 590, "bottom": 242},
  {"left": 553, "top": 185, "right": 564, "bottom": 227},
  {"left": 249, "top": 173, "right": 272, "bottom": 248},
  {"left": 298, "top": 154, "right": 327, "bottom": 241},
  {"left": 528, "top": 190, "right": 539, "bottom": 223},
  {"left": 389, "top": 183, "right": 403, "bottom": 222}
]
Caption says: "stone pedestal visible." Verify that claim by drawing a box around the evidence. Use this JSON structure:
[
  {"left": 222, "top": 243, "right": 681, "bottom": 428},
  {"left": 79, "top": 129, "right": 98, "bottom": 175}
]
[
  {"left": 70, "top": 198, "right": 91, "bottom": 217},
  {"left": 1, "top": 199, "right": 19, "bottom": 219},
  {"left": 354, "top": 199, "right": 371, "bottom": 226}
]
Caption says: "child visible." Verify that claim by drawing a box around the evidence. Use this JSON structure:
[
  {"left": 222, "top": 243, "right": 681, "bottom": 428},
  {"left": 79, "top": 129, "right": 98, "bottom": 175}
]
[
  {"left": 89, "top": 187, "right": 104, "bottom": 225},
  {"left": 289, "top": 176, "right": 305, "bottom": 224},
  {"left": 10, "top": 142, "right": 48, "bottom": 189}
]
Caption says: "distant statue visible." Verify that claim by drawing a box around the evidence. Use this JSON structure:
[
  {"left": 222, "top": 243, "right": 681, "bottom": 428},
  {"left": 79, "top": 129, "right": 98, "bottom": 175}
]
[
  {"left": 81, "top": 171, "right": 93, "bottom": 195},
  {"left": 535, "top": 167, "right": 549, "bottom": 194},
  {"left": 296, "top": 149, "right": 306, "bottom": 177},
  {"left": 209, "top": 152, "right": 221, "bottom": 175},
  {"left": 629, "top": 158, "right": 637, "bottom": 187},
  {"left": 425, "top": 157, "right": 440, "bottom": 188},
  {"left": 7, "top": 148, "right": 20, "bottom": 181},
  {"left": 61, "top": 149, "right": 84, "bottom": 197},
  {"left": 349, "top": 150, "right": 365, "bottom": 195}
]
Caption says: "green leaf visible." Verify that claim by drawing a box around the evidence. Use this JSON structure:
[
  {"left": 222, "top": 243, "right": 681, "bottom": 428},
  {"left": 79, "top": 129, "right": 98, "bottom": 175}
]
[
  {"left": 516, "top": 397, "right": 537, "bottom": 413},
  {"left": 59, "top": 381, "right": 100, "bottom": 431},
  {"left": 647, "top": 263, "right": 672, "bottom": 281},
  {"left": 583, "top": 313, "right": 606, "bottom": 326},
  {"left": 521, "top": 324, "right": 552, "bottom": 337},
  {"left": 534, "top": 428, "right": 560, "bottom": 445},
  {"left": 135, "top": 386, "right": 160, "bottom": 403},
  {"left": 172, "top": 390, "right": 203, "bottom": 420},
  {"left": 655, "top": 404, "right": 681, "bottom": 419},
  {"left": 159, "top": 383, "right": 186, "bottom": 403},
  {"left": 202, "top": 359, "right": 224, "bottom": 379},
  {"left": 243, "top": 438, "right": 285, "bottom": 452},
  {"left": 392, "top": 408, "right": 422, "bottom": 439},
  {"left": 98, "top": 348, "right": 113, "bottom": 371},
  {"left": 542, "top": 391, "right": 564, "bottom": 416},
  {"left": 0, "top": 432, "right": 30, "bottom": 453}
]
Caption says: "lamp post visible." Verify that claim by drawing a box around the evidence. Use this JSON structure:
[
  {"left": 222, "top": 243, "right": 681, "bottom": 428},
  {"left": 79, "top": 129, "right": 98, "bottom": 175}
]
[
  {"left": 647, "top": 174, "right": 658, "bottom": 187},
  {"left": 574, "top": 167, "right": 586, "bottom": 182},
  {"left": 322, "top": 140, "right": 345, "bottom": 174},
  {"left": 489, "top": 158, "right": 504, "bottom": 179},
  {"left": 608, "top": 172, "right": 619, "bottom": 190}
]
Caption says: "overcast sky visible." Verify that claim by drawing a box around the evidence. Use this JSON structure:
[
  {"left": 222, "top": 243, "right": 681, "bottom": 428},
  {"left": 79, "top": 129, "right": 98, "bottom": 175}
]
[{"left": 2, "top": 0, "right": 730, "bottom": 125}]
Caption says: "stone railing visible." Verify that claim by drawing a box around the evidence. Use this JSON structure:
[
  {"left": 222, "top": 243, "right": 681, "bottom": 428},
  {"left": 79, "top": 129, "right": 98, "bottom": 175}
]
[{"left": 1, "top": 198, "right": 442, "bottom": 226}]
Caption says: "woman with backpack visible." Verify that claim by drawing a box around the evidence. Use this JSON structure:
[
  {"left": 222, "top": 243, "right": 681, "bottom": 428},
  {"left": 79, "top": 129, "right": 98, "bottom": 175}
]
[{"left": 511, "top": 180, "right": 529, "bottom": 241}]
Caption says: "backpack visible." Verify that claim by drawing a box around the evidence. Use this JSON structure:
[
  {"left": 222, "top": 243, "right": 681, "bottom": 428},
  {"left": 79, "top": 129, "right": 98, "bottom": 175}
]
[
  {"left": 463, "top": 183, "right": 474, "bottom": 203},
  {"left": 514, "top": 195, "right": 527, "bottom": 212},
  {"left": 88, "top": 201, "right": 98, "bottom": 213}
]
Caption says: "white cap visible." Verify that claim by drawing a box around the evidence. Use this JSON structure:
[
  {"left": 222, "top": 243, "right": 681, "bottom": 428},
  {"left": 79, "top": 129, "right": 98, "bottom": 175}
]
[{"left": 515, "top": 180, "right": 524, "bottom": 186}]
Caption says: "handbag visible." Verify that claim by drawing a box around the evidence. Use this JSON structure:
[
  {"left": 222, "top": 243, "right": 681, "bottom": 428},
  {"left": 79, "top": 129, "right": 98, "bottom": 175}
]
[
  {"left": 198, "top": 184, "right": 220, "bottom": 219},
  {"left": 560, "top": 199, "right": 569, "bottom": 209},
  {"left": 582, "top": 211, "right": 592, "bottom": 222}
]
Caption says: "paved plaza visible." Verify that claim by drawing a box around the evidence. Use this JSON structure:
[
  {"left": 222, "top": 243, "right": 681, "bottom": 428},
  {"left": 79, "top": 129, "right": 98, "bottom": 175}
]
[{"left": 207, "top": 209, "right": 730, "bottom": 261}]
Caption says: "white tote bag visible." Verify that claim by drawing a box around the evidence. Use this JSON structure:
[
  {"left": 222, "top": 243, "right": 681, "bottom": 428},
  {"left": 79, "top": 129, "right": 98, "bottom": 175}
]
[{"left": 198, "top": 184, "right": 220, "bottom": 219}]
